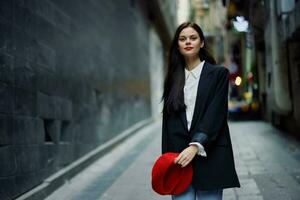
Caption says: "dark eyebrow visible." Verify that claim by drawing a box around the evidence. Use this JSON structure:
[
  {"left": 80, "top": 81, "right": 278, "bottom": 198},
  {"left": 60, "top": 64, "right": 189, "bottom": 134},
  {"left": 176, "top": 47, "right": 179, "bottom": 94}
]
[{"left": 179, "top": 34, "right": 198, "bottom": 38}]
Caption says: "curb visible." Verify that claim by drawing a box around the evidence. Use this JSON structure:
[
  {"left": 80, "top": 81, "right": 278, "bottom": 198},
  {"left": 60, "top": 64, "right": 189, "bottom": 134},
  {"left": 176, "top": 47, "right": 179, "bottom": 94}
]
[{"left": 15, "top": 118, "right": 154, "bottom": 200}]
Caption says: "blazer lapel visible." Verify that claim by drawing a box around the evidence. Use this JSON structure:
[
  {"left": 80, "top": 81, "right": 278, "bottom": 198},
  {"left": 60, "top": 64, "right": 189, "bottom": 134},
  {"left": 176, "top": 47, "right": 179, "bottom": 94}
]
[
  {"left": 179, "top": 109, "right": 188, "bottom": 131},
  {"left": 189, "top": 62, "right": 214, "bottom": 131}
]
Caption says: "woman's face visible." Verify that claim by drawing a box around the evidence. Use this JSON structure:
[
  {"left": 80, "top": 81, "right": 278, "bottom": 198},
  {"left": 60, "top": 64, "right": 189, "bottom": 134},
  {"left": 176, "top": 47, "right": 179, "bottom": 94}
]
[{"left": 178, "top": 27, "right": 204, "bottom": 58}]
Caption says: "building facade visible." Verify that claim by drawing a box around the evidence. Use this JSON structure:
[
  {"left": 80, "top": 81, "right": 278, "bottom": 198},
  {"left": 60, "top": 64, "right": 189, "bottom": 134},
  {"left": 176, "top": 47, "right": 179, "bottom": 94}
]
[
  {"left": 225, "top": 0, "right": 300, "bottom": 133},
  {"left": 0, "top": 0, "right": 177, "bottom": 199}
]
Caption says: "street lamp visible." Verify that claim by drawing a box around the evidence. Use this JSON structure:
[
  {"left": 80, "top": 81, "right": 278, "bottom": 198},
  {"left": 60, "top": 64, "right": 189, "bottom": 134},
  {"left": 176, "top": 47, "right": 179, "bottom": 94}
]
[{"left": 233, "top": 16, "right": 249, "bottom": 32}]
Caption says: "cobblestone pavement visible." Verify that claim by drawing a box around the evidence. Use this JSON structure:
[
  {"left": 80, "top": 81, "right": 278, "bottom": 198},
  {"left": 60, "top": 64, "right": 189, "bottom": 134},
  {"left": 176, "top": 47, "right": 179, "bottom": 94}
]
[{"left": 45, "top": 120, "right": 300, "bottom": 200}]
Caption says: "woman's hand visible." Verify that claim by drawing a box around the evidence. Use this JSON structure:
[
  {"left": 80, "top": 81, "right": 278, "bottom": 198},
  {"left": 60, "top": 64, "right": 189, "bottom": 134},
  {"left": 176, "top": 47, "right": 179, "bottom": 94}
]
[{"left": 174, "top": 145, "right": 198, "bottom": 167}]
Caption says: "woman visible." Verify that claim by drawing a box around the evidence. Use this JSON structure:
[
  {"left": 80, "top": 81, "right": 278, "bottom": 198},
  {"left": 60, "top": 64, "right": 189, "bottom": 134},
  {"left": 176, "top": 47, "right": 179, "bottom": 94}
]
[{"left": 162, "top": 22, "right": 240, "bottom": 200}]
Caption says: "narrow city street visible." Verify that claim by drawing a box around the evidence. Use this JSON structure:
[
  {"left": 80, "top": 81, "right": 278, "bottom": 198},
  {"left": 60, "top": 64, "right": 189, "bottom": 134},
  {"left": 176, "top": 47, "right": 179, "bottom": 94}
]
[
  {"left": 45, "top": 120, "right": 300, "bottom": 200},
  {"left": 2, "top": 1, "right": 300, "bottom": 199}
]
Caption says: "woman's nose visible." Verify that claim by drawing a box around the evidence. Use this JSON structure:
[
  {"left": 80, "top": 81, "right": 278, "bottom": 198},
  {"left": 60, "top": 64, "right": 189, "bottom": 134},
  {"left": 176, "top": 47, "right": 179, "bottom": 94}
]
[{"left": 185, "top": 39, "right": 191, "bottom": 44}]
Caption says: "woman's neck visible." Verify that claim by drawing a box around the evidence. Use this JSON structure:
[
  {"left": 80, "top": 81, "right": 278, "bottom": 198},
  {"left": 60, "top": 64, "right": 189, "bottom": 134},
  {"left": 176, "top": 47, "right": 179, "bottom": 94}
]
[{"left": 185, "top": 57, "right": 201, "bottom": 71}]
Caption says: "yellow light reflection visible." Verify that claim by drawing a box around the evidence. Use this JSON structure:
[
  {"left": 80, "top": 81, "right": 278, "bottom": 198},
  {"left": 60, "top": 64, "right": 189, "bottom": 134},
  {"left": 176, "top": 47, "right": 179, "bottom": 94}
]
[{"left": 235, "top": 76, "right": 242, "bottom": 86}]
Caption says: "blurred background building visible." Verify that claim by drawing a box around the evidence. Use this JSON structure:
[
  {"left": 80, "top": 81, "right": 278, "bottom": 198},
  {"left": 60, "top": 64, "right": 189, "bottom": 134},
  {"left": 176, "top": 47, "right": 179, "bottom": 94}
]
[{"left": 222, "top": 0, "right": 300, "bottom": 134}]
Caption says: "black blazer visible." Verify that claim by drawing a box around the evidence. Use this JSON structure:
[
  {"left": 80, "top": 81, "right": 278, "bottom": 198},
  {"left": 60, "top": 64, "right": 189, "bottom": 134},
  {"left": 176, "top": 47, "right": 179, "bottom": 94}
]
[{"left": 162, "top": 62, "right": 240, "bottom": 190}]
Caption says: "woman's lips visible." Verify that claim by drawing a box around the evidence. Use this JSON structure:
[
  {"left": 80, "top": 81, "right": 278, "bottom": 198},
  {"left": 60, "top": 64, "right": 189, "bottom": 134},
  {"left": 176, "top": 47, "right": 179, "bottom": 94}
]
[{"left": 184, "top": 47, "right": 194, "bottom": 51}]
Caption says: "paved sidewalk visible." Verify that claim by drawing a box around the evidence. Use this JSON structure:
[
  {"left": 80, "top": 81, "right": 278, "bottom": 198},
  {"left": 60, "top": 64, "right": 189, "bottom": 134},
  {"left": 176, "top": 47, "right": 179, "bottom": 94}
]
[
  {"left": 45, "top": 121, "right": 165, "bottom": 200},
  {"left": 45, "top": 120, "right": 300, "bottom": 200}
]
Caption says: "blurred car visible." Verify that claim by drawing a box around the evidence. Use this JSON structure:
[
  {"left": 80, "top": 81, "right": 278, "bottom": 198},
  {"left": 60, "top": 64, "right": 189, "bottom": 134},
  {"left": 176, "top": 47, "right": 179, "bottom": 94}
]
[{"left": 228, "top": 99, "right": 260, "bottom": 120}]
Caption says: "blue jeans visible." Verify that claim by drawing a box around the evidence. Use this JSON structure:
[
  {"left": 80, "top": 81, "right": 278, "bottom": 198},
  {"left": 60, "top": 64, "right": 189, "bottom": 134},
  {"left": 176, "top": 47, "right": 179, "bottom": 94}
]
[{"left": 171, "top": 185, "right": 223, "bottom": 200}]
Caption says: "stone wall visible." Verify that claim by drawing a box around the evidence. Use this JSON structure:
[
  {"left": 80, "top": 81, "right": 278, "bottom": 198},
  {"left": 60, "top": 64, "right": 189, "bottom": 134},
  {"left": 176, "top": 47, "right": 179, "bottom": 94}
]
[{"left": 0, "top": 0, "right": 168, "bottom": 199}]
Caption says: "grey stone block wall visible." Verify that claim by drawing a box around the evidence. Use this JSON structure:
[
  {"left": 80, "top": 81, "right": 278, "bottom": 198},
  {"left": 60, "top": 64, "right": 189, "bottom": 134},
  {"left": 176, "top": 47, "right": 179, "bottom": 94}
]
[{"left": 0, "top": 0, "right": 157, "bottom": 199}]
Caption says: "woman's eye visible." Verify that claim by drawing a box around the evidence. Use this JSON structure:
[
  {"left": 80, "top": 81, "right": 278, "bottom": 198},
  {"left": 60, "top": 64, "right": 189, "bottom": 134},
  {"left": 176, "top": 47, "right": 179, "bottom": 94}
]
[
  {"left": 190, "top": 37, "right": 197, "bottom": 40},
  {"left": 179, "top": 38, "right": 186, "bottom": 42}
]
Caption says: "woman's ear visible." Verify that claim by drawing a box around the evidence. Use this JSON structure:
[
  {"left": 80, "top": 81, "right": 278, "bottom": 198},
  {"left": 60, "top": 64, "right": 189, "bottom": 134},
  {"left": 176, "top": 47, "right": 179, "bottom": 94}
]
[{"left": 200, "top": 42, "right": 204, "bottom": 48}]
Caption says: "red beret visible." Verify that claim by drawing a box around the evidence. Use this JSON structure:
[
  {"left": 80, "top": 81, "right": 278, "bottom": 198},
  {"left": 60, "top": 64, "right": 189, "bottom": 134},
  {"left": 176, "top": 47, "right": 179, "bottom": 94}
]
[{"left": 151, "top": 152, "right": 193, "bottom": 195}]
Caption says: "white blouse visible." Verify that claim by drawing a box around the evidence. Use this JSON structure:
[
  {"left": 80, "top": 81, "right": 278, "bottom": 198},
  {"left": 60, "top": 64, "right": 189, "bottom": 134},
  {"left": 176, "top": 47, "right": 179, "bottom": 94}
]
[{"left": 184, "top": 61, "right": 207, "bottom": 157}]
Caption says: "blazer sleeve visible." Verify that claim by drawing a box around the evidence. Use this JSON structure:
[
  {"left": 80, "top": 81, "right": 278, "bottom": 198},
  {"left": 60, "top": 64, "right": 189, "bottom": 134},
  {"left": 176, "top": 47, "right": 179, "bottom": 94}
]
[
  {"left": 161, "top": 111, "right": 168, "bottom": 154},
  {"left": 190, "top": 67, "right": 229, "bottom": 147}
]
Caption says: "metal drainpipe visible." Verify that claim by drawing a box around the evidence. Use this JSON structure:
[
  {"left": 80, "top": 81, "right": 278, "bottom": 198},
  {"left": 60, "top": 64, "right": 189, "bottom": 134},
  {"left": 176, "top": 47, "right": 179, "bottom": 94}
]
[{"left": 269, "top": 0, "right": 292, "bottom": 114}]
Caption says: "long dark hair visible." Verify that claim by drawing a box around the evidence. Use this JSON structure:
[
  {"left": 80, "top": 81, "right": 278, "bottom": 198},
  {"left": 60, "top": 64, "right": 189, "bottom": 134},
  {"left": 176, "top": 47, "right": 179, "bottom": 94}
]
[{"left": 162, "top": 22, "right": 216, "bottom": 114}]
